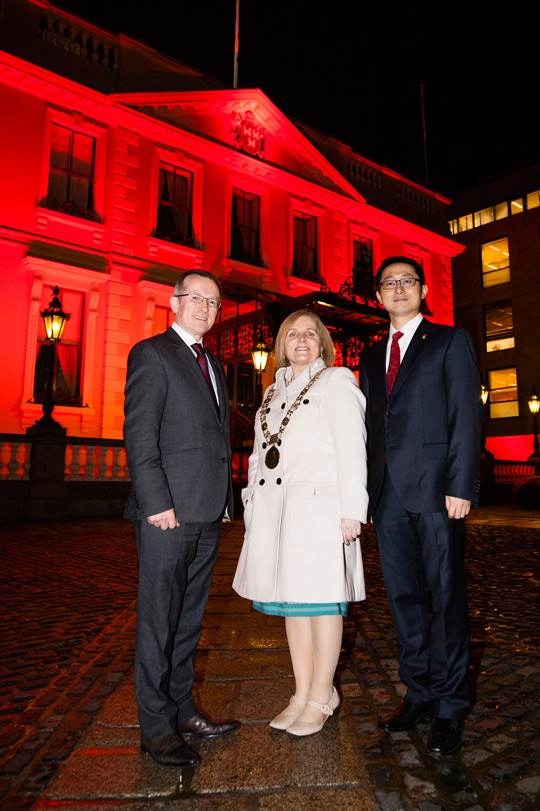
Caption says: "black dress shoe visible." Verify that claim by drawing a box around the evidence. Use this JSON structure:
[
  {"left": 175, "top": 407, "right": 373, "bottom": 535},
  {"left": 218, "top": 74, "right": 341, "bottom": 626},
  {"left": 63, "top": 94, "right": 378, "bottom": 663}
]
[
  {"left": 378, "top": 700, "right": 432, "bottom": 732},
  {"left": 177, "top": 712, "right": 240, "bottom": 739},
  {"left": 427, "top": 717, "right": 463, "bottom": 755},
  {"left": 140, "top": 733, "right": 200, "bottom": 767}
]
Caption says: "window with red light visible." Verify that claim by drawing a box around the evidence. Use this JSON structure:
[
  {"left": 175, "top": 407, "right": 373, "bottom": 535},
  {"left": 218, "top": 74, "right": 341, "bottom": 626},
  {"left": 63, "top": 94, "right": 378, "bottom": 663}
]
[
  {"left": 231, "top": 188, "right": 261, "bottom": 265},
  {"left": 156, "top": 163, "right": 194, "bottom": 246},
  {"left": 352, "top": 236, "right": 374, "bottom": 295},
  {"left": 151, "top": 304, "right": 174, "bottom": 337},
  {"left": 47, "top": 124, "right": 95, "bottom": 213},
  {"left": 293, "top": 212, "right": 319, "bottom": 282},
  {"left": 33, "top": 289, "right": 85, "bottom": 407},
  {"left": 406, "top": 253, "right": 423, "bottom": 270}
]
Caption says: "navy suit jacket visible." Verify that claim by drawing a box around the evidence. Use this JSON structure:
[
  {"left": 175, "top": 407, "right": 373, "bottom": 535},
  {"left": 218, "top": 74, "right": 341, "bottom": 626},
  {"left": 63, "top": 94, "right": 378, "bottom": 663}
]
[
  {"left": 360, "top": 318, "right": 482, "bottom": 515},
  {"left": 123, "top": 327, "right": 233, "bottom": 523}
]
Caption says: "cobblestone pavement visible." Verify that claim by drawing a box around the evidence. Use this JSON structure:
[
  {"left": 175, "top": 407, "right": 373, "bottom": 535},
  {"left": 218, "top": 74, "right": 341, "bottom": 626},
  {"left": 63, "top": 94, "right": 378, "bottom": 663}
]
[{"left": 0, "top": 507, "right": 539, "bottom": 810}]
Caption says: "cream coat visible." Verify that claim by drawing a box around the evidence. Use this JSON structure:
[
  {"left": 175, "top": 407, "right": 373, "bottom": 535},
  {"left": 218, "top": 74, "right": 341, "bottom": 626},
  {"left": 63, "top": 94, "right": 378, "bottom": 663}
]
[{"left": 232, "top": 357, "right": 369, "bottom": 604}]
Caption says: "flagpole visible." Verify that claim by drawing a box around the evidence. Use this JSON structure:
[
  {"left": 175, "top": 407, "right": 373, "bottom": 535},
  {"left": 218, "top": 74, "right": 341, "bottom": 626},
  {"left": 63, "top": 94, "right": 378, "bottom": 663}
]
[
  {"left": 233, "top": 0, "right": 240, "bottom": 89},
  {"left": 420, "top": 83, "right": 429, "bottom": 188}
]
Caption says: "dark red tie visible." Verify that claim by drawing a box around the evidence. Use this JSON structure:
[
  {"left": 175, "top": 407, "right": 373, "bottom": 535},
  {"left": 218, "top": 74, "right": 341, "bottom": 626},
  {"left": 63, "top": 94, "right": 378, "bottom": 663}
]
[
  {"left": 386, "top": 331, "right": 403, "bottom": 395},
  {"left": 192, "top": 343, "right": 218, "bottom": 407}
]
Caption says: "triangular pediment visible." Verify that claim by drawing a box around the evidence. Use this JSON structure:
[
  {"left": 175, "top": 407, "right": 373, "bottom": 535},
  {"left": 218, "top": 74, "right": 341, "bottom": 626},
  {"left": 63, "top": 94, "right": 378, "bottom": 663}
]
[{"left": 111, "top": 88, "right": 364, "bottom": 201}]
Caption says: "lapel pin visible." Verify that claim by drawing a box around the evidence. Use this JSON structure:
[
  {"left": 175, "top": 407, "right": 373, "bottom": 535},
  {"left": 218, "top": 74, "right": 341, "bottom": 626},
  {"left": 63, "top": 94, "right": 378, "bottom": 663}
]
[{"left": 422, "top": 334, "right": 427, "bottom": 340}]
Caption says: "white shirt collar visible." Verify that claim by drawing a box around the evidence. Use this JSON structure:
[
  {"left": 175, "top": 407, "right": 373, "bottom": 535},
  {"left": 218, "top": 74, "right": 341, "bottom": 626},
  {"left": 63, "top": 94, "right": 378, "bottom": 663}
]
[
  {"left": 171, "top": 321, "right": 204, "bottom": 352},
  {"left": 389, "top": 312, "right": 423, "bottom": 339}
]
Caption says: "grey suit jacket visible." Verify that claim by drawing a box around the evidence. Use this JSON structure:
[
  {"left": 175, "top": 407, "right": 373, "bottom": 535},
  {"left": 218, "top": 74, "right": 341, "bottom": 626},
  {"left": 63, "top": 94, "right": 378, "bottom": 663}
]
[{"left": 123, "top": 327, "right": 233, "bottom": 522}]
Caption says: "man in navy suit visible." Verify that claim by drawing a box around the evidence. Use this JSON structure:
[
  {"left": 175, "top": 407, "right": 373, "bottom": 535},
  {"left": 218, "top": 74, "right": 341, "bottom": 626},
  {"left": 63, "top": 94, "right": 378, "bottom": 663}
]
[
  {"left": 124, "top": 270, "right": 239, "bottom": 767},
  {"left": 360, "top": 256, "right": 482, "bottom": 755}
]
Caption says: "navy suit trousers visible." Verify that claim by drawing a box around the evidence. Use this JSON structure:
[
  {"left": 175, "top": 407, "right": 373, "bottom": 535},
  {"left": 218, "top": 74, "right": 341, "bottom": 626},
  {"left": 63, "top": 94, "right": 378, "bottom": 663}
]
[
  {"left": 373, "top": 471, "right": 470, "bottom": 720},
  {"left": 134, "top": 518, "right": 221, "bottom": 738}
]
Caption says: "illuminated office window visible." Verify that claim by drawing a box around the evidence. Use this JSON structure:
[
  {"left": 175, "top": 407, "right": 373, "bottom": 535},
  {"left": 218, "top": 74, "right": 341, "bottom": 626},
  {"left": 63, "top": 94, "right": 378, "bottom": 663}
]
[
  {"left": 488, "top": 367, "right": 518, "bottom": 418},
  {"left": 484, "top": 301, "right": 515, "bottom": 352},
  {"left": 474, "top": 207, "right": 494, "bottom": 227},
  {"left": 481, "top": 237, "right": 510, "bottom": 287},
  {"left": 526, "top": 190, "right": 540, "bottom": 209},
  {"left": 495, "top": 202, "right": 509, "bottom": 219},
  {"left": 510, "top": 198, "right": 523, "bottom": 215},
  {"left": 458, "top": 213, "right": 473, "bottom": 231}
]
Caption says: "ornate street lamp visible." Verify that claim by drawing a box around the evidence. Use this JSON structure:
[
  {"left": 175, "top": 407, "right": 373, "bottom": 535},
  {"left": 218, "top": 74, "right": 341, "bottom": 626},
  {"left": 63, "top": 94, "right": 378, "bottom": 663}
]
[
  {"left": 251, "top": 328, "right": 270, "bottom": 409},
  {"left": 41, "top": 286, "right": 70, "bottom": 344},
  {"left": 251, "top": 335, "right": 270, "bottom": 374},
  {"left": 528, "top": 385, "right": 540, "bottom": 461},
  {"left": 38, "top": 286, "right": 70, "bottom": 426}
]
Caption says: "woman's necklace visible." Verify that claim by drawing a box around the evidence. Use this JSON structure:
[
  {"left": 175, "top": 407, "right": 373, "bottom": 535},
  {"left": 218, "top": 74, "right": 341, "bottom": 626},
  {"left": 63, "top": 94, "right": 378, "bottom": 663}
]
[{"left": 260, "top": 368, "right": 325, "bottom": 469}]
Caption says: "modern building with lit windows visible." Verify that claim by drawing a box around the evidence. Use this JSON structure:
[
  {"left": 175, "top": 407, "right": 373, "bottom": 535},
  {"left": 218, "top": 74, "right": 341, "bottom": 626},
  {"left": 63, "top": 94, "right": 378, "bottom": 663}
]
[
  {"left": 449, "top": 164, "right": 540, "bottom": 463},
  {"left": 0, "top": 0, "right": 462, "bottom": 516}
]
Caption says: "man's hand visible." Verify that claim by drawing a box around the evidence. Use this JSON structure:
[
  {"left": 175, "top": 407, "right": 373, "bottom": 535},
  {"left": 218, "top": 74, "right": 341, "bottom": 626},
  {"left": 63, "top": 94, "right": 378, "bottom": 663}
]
[
  {"left": 341, "top": 518, "right": 361, "bottom": 545},
  {"left": 147, "top": 509, "right": 179, "bottom": 530},
  {"left": 445, "top": 496, "right": 471, "bottom": 520}
]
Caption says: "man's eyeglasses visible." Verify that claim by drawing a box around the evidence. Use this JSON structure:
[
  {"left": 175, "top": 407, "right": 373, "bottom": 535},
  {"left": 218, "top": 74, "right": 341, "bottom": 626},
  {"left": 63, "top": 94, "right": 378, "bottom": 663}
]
[
  {"left": 175, "top": 293, "right": 221, "bottom": 309},
  {"left": 379, "top": 277, "right": 421, "bottom": 291}
]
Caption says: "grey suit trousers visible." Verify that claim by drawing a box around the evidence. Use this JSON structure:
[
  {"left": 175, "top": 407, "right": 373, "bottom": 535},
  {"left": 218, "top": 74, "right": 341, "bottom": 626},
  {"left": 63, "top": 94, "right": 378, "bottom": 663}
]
[{"left": 134, "top": 518, "right": 221, "bottom": 738}]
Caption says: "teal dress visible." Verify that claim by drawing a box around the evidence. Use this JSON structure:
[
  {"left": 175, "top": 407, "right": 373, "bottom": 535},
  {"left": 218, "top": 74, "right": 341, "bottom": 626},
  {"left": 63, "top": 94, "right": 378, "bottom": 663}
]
[{"left": 253, "top": 601, "right": 348, "bottom": 617}]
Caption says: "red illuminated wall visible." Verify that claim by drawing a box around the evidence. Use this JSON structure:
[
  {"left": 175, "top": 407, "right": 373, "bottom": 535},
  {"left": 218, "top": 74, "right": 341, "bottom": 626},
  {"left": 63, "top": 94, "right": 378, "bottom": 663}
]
[
  {"left": 486, "top": 436, "right": 537, "bottom": 463},
  {"left": 0, "top": 6, "right": 462, "bottom": 442}
]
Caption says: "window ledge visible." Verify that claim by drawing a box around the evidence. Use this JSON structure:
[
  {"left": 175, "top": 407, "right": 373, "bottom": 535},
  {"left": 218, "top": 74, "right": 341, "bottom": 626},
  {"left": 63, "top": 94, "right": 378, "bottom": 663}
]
[
  {"left": 222, "top": 257, "right": 272, "bottom": 283},
  {"left": 21, "top": 402, "right": 95, "bottom": 434},
  {"left": 36, "top": 207, "right": 105, "bottom": 244},
  {"left": 287, "top": 274, "right": 325, "bottom": 294},
  {"left": 147, "top": 237, "right": 205, "bottom": 266}
]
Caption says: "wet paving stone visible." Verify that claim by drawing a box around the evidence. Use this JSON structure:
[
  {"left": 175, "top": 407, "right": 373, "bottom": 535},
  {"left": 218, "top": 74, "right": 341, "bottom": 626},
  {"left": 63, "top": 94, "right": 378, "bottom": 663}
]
[{"left": 0, "top": 508, "right": 539, "bottom": 809}]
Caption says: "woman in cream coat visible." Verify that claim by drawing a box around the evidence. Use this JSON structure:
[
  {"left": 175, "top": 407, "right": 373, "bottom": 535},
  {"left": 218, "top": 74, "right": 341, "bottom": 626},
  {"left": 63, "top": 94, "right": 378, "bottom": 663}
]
[{"left": 233, "top": 310, "right": 368, "bottom": 736}]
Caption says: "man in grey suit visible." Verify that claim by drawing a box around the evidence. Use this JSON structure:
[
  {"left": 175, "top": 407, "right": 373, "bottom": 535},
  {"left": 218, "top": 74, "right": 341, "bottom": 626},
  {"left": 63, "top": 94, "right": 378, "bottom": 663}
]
[{"left": 124, "top": 270, "right": 239, "bottom": 767}]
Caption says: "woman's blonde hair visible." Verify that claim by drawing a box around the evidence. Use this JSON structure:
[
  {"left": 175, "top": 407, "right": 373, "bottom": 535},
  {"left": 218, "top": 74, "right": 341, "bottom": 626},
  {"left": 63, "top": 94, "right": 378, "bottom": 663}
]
[{"left": 273, "top": 309, "right": 335, "bottom": 370}]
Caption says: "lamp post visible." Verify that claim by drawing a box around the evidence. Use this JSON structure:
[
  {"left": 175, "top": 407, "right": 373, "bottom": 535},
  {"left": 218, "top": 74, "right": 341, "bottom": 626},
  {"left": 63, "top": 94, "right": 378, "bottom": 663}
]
[
  {"left": 38, "top": 286, "right": 70, "bottom": 427},
  {"left": 528, "top": 385, "right": 540, "bottom": 462},
  {"left": 251, "top": 328, "right": 270, "bottom": 409},
  {"left": 480, "top": 383, "right": 493, "bottom": 461}
]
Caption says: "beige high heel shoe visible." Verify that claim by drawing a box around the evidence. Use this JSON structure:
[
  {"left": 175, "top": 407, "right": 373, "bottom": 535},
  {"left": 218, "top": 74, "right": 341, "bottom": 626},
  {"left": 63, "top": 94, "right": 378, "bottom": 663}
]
[
  {"left": 269, "top": 695, "right": 308, "bottom": 730},
  {"left": 286, "top": 686, "right": 340, "bottom": 737}
]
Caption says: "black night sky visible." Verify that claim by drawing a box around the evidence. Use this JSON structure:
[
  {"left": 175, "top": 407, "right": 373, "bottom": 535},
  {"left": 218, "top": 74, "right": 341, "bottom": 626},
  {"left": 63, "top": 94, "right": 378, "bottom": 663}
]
[{"left": 56, "top": 1, "right": 538, "bottom": 197}]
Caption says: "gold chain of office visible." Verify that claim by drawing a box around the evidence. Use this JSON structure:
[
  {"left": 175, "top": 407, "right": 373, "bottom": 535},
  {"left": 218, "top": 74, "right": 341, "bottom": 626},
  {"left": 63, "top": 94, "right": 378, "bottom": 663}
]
[{"left": 260, "top": 368, "right": 326, "bottom": 469}]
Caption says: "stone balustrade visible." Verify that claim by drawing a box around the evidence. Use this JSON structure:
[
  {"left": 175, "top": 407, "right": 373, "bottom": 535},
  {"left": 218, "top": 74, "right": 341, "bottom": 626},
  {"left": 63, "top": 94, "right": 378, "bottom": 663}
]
[
  {"left": 39, "top": 13, "right": 120, "bottom": 71},
  {"left": 0, "top": 433, "right": 250, "bottom": 522}
]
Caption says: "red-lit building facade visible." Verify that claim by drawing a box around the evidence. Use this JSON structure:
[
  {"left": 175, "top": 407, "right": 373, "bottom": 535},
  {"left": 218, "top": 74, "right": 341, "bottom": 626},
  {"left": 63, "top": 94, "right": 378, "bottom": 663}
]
[{"left": 0, "top": 0, "right": 461, "bottom": 446}]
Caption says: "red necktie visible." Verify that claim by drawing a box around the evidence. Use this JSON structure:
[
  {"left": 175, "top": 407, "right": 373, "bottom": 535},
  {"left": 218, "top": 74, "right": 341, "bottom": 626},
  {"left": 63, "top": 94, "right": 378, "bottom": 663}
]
[
  {"left": 386, "top": 331, "right": 403, "bottom": 395},
  {"left": 192, "top": 343, "right": 218, "bottom": 407}
]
